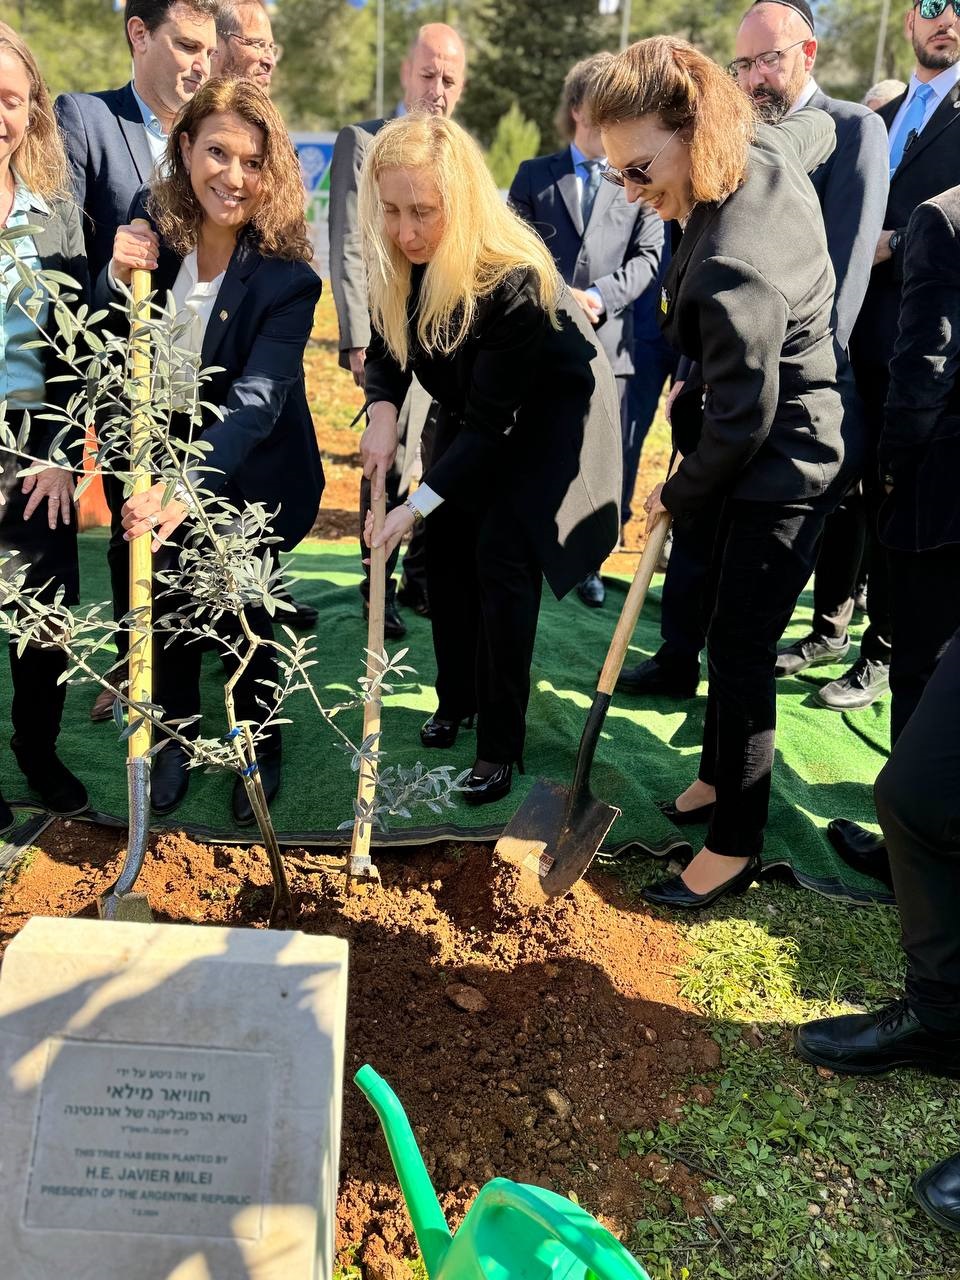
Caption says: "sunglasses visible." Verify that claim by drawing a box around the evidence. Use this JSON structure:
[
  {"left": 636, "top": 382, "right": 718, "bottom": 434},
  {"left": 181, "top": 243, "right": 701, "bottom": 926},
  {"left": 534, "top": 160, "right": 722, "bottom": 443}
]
[
  {"left": 915, "top": 0, "right": 960, "bottom": 15},
  {"left": 601, "top": 127, "right": 681, "bottom": 187}
]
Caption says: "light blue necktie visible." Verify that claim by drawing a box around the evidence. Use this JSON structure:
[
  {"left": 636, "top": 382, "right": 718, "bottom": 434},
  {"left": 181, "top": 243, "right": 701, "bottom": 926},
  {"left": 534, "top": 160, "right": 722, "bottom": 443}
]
[
  {"left": 580, "top": 159, "right": 602, "bottom": 227},
  {"left": 889, "top": 83, "right": 934, "bottom": 175}
]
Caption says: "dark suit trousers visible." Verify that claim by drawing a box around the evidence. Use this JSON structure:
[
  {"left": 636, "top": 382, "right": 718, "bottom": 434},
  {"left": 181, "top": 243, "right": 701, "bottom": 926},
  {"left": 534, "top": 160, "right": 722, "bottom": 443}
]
[
  {"left": 104, "top": 472, "right": 130, "bottom": 661},
  {"left": 806, "top": 489, "right": 866, "bottom": 642},
  {"left": 425, "top": 497, "right": 542, "bottom": 764},
  {"left": 875, "top": 626, "right": 960, "bottom": 1032},
  {"left": 653, "top": 505, "right": 717, "bottom": 674},
  {"left": 888, "top": 545, "right": 960, "bottom": 744},
  {"left": 621, "top": 341, "right": 676, "bottom": 526},
  {"left": 848, "top": 360, "right": 892, "bottom": 660},
  {"left": 697, "top": 497, "right": 829, "bottom": 857}
]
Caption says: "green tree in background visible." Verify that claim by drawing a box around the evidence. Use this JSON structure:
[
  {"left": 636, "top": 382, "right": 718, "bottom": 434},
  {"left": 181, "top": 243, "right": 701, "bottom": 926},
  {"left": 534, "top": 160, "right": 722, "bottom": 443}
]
[
  {"left": 272, "top": 0, "right": 376, "bottom": 129},
  {"left": 0, "top": 0, "right": 128, "bottom": 96},
  {"left": 486, "top": 100, "right": 540, "bottom": 187}
]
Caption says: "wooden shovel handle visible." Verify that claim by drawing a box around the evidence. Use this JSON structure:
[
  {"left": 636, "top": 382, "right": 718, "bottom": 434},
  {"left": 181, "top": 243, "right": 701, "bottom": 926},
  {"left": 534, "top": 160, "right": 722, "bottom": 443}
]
[
  {"left": 127, "top": 231, "right": 153, "bottom": 763},
  {"left": 597, "top": 453, "right": 681, "bottom": 697},
  {"left": 350, "top": 489, "right": 387, "bottom": 860}
]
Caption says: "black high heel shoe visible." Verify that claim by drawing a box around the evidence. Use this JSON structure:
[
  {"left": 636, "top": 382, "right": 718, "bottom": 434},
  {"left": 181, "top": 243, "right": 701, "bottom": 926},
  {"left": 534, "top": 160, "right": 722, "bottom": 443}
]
[
  {"left": 640, "top": 855, "right": 762, "bottom": 910},
  {"left": 657, "top": 798, "right": 716, "bottom": 826},
  {"left": 420, "top": 713, "right": 475, "bottom": 749},
  {"left": 461, "top": 757, "right": 524, "bottom": 807}
]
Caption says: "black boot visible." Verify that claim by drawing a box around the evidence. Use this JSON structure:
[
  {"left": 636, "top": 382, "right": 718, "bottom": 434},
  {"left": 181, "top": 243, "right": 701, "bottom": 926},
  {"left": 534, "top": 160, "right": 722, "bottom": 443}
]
[
  {"left": 232, "top": 746, "right": 282, "bottom": 826},
  {"left": 9, "top": 643, "right": 88, "bottom": 815}
]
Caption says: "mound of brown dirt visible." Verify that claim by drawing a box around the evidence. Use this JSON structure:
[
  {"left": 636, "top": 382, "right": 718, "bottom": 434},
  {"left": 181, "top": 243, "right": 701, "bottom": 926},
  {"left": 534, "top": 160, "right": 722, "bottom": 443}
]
[{"left": 0, "top": 825, "right": 717, "bottom": 1273}]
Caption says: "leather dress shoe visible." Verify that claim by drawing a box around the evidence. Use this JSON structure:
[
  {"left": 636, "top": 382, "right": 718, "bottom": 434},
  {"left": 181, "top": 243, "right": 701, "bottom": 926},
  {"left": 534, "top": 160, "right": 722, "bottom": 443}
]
[
  {"left": 365, "top": 598, "right": 407, "bottom": 639},
  {"left": 461, "top": 759, "right": 522, "bottom": 807},
  {"left": 232, "top": 750, "right": 282, "bottom": 827},
  {"left": 277, "top": 590, "right": 318, "bottom": 631},
  {"left": 615, "top": 656, "right": 699, "bottom": 699},
  {"left": 775, "top": 632, "right": 850, "bottom": 677},
  {"left": 576, "top": 571, "right": 605, "bottom": 608},
  {"left": 91, "top": 685, "right": 119, "bottom": 723},
  {"left": 915, "top": 1152, "right": 960, "bottom": 1233},
  {"left": 397, "top": 577, "right": 430, "bottom": 617},
  {"left": 10, "top": 737, "right": 88, "bottom": 815},
  {"left": 641, "top": 855, "right": 761, "bottom": 910},
  {"left": 657, "top": 798, "right": 716, "bottom": 826},
  {"left": 827, "top": 818, "right": 892, "bottom": 888},
  {"left": 794, "top": 998, "right": 960, "bottom": 1077},
  {"left": 420, "top": 714, "right": 475, "bottom": 749},
  {"left": 816, "top": 655, "right": 890, "bottom": 709},
  {"left": 0, "top": 790, "right": 14, "bottom": 834},
  {"left": 151, "top": 742, "right": 191, "bottom": 815}
]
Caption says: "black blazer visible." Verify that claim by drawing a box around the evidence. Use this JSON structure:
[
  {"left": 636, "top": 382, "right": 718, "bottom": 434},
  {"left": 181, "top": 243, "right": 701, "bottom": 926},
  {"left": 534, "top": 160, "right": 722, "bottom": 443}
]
[
  {"left": 95, "top": 208, "right": 324, "bottom": 552},
  {"left": 851, "top": 79, "right": 960, "bottom": 372},
  {"left": 661, "top": 112, "right": 848, "bottom": 520},
  {"left": 508, "top": 150, "right": 663, "bottom": 376},
  {"left": 55, "top": 84, "right": 155, "bottom": 283},
  {"left": 879, "top": 186, "right": 960, "bottom": 552},
  {"left": 363, "top": 269, "right": 622, "bottom": 598}
]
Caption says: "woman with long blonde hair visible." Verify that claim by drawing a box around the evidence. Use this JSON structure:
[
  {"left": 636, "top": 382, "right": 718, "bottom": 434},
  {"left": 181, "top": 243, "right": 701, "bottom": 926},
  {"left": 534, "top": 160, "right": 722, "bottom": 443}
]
[{"left": 360, "top": 114, "right": 622, "bottom": 805}]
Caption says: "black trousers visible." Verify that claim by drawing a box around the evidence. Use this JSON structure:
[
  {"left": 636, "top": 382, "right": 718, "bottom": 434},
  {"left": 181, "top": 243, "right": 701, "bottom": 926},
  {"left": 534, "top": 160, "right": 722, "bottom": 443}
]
[
  {"left": 888, "top": 545, "right": 960, "bottom": 745},
  {"left": 697, "top": 497, "right": 829, "bottom": 857},
  {"left": 847, "top": 359, "right": 892, "bottom": 661},
  {"left": 425, "top": 497, "right": 542, "bottom": 765},
  {"left": 104, "top": 471, "right": 130, "bottom": 660},
  {"left": 876, "top": 625, "right": 960, "bottom": 1032},
  {"left": 621, "top": 342, "right": 677, "bottom": 526}
]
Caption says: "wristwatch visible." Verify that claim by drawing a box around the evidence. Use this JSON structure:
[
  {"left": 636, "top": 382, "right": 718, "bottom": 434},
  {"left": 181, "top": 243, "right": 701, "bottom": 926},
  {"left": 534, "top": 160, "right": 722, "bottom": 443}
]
[
  {"left": 888, "top": 229, "right": 903, "bottom": 256},
  {"left": 404, "top": 499, "right": 424, "bottom": 526}
]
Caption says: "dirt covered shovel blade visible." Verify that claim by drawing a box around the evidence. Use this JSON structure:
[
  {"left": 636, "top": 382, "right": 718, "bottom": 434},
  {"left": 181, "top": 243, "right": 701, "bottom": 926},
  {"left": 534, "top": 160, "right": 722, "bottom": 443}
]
[{"left": 495, "top": 777, "right": 620, "bottom": 899}]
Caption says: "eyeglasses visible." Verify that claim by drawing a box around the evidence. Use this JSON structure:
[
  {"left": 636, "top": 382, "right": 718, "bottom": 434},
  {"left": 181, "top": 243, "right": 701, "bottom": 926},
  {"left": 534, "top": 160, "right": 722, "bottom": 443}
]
[
  {"left": 226, "top": 33, "right": 283, "bottom": 62},
  {"left": 914, "top": 0, "right": 960, "bottom": 19},
  {"left": 600, "top": 127, "right": 681, "bottom": 188},
  {"left": 727, "top": 39, "right": 808, "bottom": 78}
]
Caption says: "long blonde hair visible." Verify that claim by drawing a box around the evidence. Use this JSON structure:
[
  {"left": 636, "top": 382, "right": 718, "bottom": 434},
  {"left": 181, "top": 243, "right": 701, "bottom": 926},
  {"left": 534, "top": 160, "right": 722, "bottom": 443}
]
[
  {"left": 359, "top": 114, "right": 561, "bottom": 368},
  {"left": 0, "top": 22, "right": 69, "bottom": 200}
]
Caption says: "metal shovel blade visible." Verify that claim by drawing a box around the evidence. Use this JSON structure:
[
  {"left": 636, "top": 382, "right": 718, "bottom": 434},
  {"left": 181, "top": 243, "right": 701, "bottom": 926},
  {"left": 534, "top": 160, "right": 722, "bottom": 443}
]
[{"left": 494, "top": 778, "right": 621, "bottom": 900}]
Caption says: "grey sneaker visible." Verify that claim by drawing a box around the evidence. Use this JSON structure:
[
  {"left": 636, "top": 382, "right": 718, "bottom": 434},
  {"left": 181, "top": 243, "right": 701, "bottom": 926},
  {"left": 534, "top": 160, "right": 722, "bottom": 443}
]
[
  {"left": 775, "top": 632, "right": 850, "bottom": 677},
  {"left": 816, "top": 656, "right": 890, "bottom": 710}
]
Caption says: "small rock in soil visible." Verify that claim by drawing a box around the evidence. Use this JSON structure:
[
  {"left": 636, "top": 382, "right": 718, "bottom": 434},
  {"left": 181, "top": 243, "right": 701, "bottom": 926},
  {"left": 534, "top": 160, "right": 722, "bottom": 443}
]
[
  {"left": 543, "top": 1088, "right": 572, "bottom": 1120},
  {"left": 445, "top": 983, "right": 490, "bottom": 1013}
]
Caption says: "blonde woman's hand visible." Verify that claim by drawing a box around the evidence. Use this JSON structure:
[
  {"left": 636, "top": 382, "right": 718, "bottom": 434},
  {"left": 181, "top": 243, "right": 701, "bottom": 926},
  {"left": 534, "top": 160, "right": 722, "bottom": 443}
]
[
  {"left": 363, "top": 503, "right": 414, "bottom": 561},
  {"left": 111, "top": 223, "right": 159, "bottom": 285},
  {"left": 22, "top": 467, "right": 74, "bottom": 530},
  {"left": 360, "top": 403, "right": 400, "bottom": 500}
]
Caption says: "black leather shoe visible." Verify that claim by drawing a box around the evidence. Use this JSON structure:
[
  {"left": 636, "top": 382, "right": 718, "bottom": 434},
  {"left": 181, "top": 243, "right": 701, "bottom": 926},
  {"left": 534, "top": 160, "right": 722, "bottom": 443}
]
[
  {"left": 775, "top": 632, "right": 850, "bottom": 677},
  {"left": 0, "top": 788, "right": 15, "bottom": 834},
  {"left": 10, "top": 737, "right": 88, "bottom": 815},
  {"left": 826, "top": 818, "right": 892, "bottom": 888},
  {"left": 279, "top": 591, "right": 318, "bottom": 631},
  {"left": 420, "top": 714, "right": 475, "bottom": 749},
  {"left": 641, "top": 855, "right": 761, "bottom": 910},
  {"left": 461, "top": 759, "right": 523, "bottom": 807},
  {"left": 915, "top": 1153, "right": 960, "bottom": 1233},
  {"left": 794, "top": 999, "right": 960, "bottom": 1077},
  {"left": 816, "top": 655, "right": 890, "bottom": 709},
  {"left": 366, "top": 598, "right": 407, "bottom": 639},
  {"left": 232, "top": 750, "right": 282, "bottom": 827},
  {"left": 151, "top": 742, "right": 191, "bottom": 815},
  {"left": 397, "top": 578, "right": 430, "bottom": 617},
  {"left": 576, "top": 572, "right": 605, "bottom": 608},
  {"left": 657, "top": 798, "right": 716, "bottom": 826},
  {"left": 615, "top": 656, "right": 699, "bottom": 698}
]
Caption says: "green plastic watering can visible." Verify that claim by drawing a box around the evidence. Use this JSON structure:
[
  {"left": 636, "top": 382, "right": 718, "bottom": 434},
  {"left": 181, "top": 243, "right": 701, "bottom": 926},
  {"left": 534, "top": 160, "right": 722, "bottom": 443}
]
[{"left": 355, "top": 1065, "right": 651, "bottom": 1280}]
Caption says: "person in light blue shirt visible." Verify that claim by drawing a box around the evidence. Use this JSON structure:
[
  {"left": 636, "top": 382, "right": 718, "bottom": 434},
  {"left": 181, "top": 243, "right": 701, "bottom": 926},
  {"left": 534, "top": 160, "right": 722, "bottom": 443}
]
[{"left": 0, "top": 23, "right": 90, "bottom": 826}]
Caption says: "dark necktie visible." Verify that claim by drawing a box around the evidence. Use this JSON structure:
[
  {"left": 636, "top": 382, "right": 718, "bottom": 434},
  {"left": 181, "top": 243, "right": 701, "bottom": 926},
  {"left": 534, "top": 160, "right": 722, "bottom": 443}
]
[{"left": 581, "top": 159, "right": 602, "bottom": 227}]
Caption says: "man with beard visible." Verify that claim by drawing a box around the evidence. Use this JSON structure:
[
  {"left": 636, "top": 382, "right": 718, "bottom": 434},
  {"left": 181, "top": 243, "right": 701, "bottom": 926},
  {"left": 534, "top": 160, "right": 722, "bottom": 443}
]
[{"left": 329, "top": 24, "right": 465, "bottom": 639}]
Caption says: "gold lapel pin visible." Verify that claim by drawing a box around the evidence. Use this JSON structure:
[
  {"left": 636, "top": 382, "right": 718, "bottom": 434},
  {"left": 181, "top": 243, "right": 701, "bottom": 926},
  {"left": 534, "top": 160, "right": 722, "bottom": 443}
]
[{"left": 219, "top": 309, "right": 229, "bottom": 321}]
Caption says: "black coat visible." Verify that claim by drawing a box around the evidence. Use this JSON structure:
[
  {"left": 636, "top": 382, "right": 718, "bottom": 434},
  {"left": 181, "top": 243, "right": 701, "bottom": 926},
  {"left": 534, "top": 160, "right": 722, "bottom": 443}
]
[
  {"left": 95, "top": 211, "right": 324, "bottom": 552},
  {"left": 879, "top": 185, "right": 960, "bottom": 552},
  {"left": 362, "top": 269, "right": 622, "bottom": 598},
  {"left": 660, "top": 112, "right": 848, "bottom": 521}
]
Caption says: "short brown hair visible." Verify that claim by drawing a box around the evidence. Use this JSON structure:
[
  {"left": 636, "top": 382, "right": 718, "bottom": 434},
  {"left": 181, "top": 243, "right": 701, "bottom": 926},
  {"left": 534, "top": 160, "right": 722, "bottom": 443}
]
[
  {"left": 124, "top": 0, "right": 222, "bottom": 54},
  {"left": 149, "top": 76, "right": 311, "bottom": 261},
  {"left": 0, "top": 22, "right": 69, "bottom": 199},
  {"left": 555, "top": 52, "right": 615, "bottom": 142},
  {"left": 590, "top": 37, "right": 755, "bottom": 205}
]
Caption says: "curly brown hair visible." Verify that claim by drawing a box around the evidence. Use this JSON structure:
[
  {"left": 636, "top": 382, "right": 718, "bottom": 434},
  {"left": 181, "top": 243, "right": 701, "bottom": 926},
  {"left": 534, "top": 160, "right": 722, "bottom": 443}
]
[
  {"left": 0, "top": 22, "right": 69, "bottom": 200},
  {"left": 589, "top": 37, "right": 755, "bottom": 206},
  {"left": 149, "top": 76, "right": 311, "bottom": 261}
]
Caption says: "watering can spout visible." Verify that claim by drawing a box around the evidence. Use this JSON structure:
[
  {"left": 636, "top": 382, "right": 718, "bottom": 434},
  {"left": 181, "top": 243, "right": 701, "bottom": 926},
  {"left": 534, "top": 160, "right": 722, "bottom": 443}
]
[{"left": 354, "top": 1065, "right": 452, "bottom": 1278}]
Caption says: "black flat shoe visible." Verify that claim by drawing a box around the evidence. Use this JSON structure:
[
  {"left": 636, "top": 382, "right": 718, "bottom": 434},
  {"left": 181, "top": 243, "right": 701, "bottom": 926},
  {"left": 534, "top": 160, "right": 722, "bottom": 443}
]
[
  {"left": 151, "top": 742, "right": 190, "bottom": 815},
  {"left": 420, "top": 714, "right": 475, "bottom": 749},
  {"left": 640, "top": 855, "right": 761, "bottom": 910},
  {"left": 915, "top": 1153, "right": 960, "bottom": 1234},
  {"left": 657, "top": 798, "right": 716, "bottom": 826},
  {"left": 461, "top": 758, "right": 523, "bottom": 807},
  {"left": 232, "top": 750, "right": 282, "bottom": 827},
  {"left": 794, "top": 998, "right": 960, "bottom": 1077},
  {"left": 10, "top": 737, "right": 89, "bottom": 816},
  {"left": 827, "top": 818, "right": 892, "bottom": 888}
]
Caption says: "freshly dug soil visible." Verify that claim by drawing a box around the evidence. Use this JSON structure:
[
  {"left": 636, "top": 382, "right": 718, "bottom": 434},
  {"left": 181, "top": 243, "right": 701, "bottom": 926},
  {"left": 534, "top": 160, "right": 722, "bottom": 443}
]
[{"left": 0, "top": 822, "right": 718, "bottom": 1275}]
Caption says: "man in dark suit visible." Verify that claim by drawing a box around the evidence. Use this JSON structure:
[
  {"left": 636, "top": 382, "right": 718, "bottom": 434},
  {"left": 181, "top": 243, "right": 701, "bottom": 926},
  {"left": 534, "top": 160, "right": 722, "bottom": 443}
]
[
  {"left": 616, "top": 0, "right": 888, "bottom": 696},
  {"left": 816, "top": 0, "right": 960, "bottom": 711},
  {"left": 509, "top": 52, "right": 663, "bottom": 608},
  {"left": 829, "top": 186, "right": 960, "bottom": 883},
  {"left": 328, "top": 22, "right": 466, "bottom": 637}
]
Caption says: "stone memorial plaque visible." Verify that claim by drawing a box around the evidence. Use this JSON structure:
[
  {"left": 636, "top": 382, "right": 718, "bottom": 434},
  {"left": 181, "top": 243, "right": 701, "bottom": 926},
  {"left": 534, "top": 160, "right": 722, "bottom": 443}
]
[{"left": 25, "top": 1040, "right": 271, "bottom": 1238}]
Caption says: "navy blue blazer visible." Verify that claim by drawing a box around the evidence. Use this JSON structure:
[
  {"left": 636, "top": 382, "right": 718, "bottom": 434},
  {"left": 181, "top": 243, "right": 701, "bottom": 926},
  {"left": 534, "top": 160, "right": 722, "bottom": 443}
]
[
  {"left": 55, "top": 83, "right": 155, "bottom": 283},
  {"left": 95, "top": 211, "right": 324, "bottom": 552},
  {"left": 508, "top": 149, "right": 662, "bottom": 377}
]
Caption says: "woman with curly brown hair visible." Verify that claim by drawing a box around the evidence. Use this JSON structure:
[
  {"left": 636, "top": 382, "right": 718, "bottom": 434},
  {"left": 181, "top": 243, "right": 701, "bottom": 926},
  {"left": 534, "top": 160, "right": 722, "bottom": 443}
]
[{"left": 103, "top": 76, "right": 323, "bottom": 821}]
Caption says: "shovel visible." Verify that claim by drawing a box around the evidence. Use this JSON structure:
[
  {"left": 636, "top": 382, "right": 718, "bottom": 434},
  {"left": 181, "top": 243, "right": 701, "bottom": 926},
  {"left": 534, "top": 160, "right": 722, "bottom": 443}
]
[
  {"left": 100, "top": 237, "right": 155, "bottom": 922},
  {"left": 495, "top": 456, "right": 679, "bottom": 900},
  {"left": 348, "top": 489, "right": 386, "bottom": 883}
]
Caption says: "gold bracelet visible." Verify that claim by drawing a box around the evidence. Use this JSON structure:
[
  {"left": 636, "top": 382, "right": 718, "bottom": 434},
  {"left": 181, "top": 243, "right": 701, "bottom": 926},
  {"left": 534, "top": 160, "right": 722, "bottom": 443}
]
[{"left": 404, "top": 500, "right": 424, "bottom": 526}]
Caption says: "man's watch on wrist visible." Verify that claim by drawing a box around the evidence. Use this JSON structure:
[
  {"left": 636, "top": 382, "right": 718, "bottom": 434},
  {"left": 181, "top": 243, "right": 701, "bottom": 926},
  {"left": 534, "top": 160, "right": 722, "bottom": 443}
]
[{"left": 888, "top": 229, "right": 903, "bottom": 256}]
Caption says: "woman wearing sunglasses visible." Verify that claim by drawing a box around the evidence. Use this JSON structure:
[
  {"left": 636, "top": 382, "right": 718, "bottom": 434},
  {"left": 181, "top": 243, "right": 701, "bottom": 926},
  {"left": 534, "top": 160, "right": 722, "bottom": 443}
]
[
  {"left": 359, "top": 114, "right": 622, "bottom": 805},
  {"left": 591, "top": 37, "right": 854, "bottom": 907}
]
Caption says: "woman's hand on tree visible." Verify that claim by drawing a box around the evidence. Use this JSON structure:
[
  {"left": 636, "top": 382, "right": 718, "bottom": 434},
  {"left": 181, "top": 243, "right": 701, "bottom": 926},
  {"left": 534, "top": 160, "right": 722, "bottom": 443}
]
[
  {"left": 22, "top": 467, "right": 74, "bottom": 530},
  {"left": 363, "top": 503, "right": 414, "bottom": 561},
  {"left": 121, "top": 481, "right": 188, "bottom": 552},
  {"left": 111, "top": 223, "right": 160, "bottom": 286}
]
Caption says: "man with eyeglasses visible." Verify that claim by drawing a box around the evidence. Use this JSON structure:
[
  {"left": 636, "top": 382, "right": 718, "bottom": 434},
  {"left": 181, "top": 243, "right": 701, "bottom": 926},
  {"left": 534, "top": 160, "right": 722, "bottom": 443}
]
[{"left": 216, "top": 0, "right": 279, "bottom": 90}]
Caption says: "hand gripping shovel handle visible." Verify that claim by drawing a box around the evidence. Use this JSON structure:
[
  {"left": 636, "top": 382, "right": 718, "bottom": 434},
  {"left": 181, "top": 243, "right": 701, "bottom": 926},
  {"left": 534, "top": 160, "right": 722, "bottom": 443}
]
[{"left": 349, "top": 489, "right": 386, "bottom": 881}]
